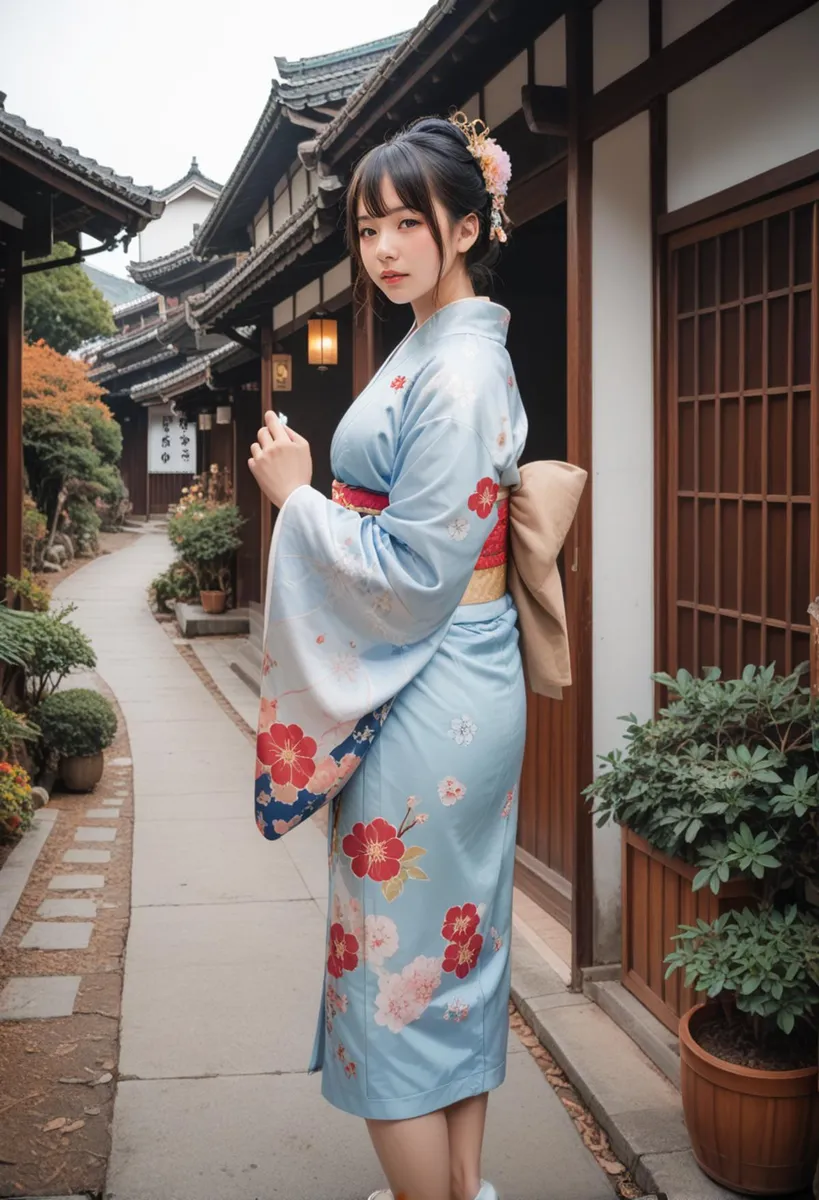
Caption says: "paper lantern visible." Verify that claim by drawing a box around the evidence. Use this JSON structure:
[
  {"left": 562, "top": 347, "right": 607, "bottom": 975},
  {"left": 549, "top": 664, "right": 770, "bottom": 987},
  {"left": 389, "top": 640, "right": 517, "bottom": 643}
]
[
  {"left": 198, "top": 411, "right": 213, "bottom": 431},
  {"left": 307, "top": 317, "right": 338, "bottom": 370},
  {"left": 216, "top": 405, "right": 232, "bottom": 425}
]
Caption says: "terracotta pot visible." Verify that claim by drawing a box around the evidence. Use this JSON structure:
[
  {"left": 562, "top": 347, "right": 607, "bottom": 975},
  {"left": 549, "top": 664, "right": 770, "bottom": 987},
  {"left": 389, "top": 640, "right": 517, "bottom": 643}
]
[
  {"left": 679, "top": 1004, "right": 819, "bottom": 1195},
  {"left": 60, "top": 752, "right": 104, "bottom": 793},
  {"left": 200, "top": 589, "right": 226, "bottom": 615}
]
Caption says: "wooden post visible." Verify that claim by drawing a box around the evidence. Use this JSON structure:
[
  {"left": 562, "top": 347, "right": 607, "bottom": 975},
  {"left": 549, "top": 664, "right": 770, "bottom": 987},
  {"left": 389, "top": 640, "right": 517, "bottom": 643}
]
[
  {"left": 259, "top": 316, "right": 273, "bottom": 598},
  {"left": 566, "top": 0, "right": 594, "bottom": 988},
  {"left": 0, "top": 227, "right": 23, "bottom": 587},
  {"left": 352, "top": 293, "right": 376, "bottom": 395}
]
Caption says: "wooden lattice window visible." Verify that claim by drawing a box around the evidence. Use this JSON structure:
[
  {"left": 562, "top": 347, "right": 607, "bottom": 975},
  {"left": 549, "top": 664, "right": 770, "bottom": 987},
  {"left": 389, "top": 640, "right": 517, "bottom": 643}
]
[{"left": 666, "top": 189, "right": 819, "bottom": 681}]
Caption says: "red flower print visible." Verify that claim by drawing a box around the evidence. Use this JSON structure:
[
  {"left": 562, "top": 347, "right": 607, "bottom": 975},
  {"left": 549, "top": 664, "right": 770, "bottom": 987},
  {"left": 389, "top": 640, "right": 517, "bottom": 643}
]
[
  {"left": 342, "top": 818, "right": 405, "bottom": 882},
  {"left": 328, "top": 922, "right": 360, "bottom": 978},
  {"left": 507, "top": 374, "right": 514, "bottom": 388},
  {"left": 390, "top": 375, "right": 407, "bottom": 390},
  {"left": 336, "top": 1043, "right": 346, "bottom": 1061},
  {"left": 443, "top": 933, "right": 484, "bottom": 979},
  {"left": 441, "top": 902, "right": 480, "bottom": 945},
  {"left": 345, "top": 1060, "right": 357, "bottom": 1078},
  {"left": 256, "top": 722, "right": 317, "bottom": 789},
  {"left": 468, "top": 477, "right": 499, "bottom": 519}
]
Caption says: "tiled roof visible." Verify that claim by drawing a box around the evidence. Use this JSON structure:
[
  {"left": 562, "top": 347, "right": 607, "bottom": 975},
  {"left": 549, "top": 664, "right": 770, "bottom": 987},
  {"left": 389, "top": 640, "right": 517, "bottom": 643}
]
[
  {"left": 92, "top": 346, "right": 179, "bottom": 383},
  {"left": 129, "top": 243, "right": 201, "bottom": 284},
  {"left": 191, "top": 194, "right": 321, "bottom": 324},
  {"left": 193, "top": 30, "right": 406, "bottom": 257},
  {"left": 130, "top": 333, "right": 254, "bottom": 401},
  {"left": 0, "top": 95, "right": 162, "bottom": 224},
  {"left": 313, "top": 0, "right": 457, "bottom": 159},
  {"left": 112, "top": 291, "right": 160, "bottom": 318},
  {"left": 155, "top": 157, "right": 222, "bottom": 199},
  {"left": 99, "top": 319, "right": 166, "bottom": 360}
]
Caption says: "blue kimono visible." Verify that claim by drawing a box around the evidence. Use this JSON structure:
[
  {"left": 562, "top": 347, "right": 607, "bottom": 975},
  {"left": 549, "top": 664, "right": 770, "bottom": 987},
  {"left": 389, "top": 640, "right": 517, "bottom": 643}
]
[{"left": 255, "top": 296, "right": 529, "bottom": 1119}]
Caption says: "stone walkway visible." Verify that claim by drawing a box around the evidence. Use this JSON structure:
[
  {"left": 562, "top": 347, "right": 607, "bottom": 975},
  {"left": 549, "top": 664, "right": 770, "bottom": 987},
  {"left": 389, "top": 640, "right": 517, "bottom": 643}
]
[{"left": 53, "top": 530, "right": 614, "bottom": 1200}]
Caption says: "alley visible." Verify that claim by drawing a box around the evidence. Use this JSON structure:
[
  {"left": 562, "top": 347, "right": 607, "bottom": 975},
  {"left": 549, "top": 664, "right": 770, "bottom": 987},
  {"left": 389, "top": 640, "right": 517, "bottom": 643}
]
[{"left": 55, "top": 532, "right": 615, "bottom": 1200}]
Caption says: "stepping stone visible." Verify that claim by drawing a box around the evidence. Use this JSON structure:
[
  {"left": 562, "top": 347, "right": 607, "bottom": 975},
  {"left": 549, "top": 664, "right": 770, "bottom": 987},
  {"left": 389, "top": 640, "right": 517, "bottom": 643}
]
[
  {"left": 48, "top": 874, "right": 105, "bottom": 891},
  {"left": 102, "top": 798, "right": 124, "bottom": 806},
  {"left": 86, "top": 809, "right": 119, "bottom": 819},
  {"left": 37, "top": 899, "right": 97, "bottom": 920},
  {"left": 63, "top": 849, "right": 111, "bottom": 865},
  {"left": 75, "top": 827, "right": 116, "bottom": 843},
  {"left": 20, "top": 922, "right": 93, "bottom": 950},
  {"left": 109, "top": 757, "right": 132, "bottom": 767},
  {"left": 0, "top": 975, "right": 81, "bottom": 1020}
]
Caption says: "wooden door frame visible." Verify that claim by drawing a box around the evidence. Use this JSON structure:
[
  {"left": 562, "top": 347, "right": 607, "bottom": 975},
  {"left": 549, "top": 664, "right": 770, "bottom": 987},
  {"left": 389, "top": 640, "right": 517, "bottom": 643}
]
[{"left": 1, "top": 225, "right": 23, "bottom": 588}]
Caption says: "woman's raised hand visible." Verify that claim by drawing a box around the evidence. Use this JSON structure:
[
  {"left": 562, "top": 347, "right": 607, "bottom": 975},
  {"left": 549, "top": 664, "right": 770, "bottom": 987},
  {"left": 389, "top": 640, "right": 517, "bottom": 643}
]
[{"left": 248, "top": 409, "right": 313, "bottom": 509}]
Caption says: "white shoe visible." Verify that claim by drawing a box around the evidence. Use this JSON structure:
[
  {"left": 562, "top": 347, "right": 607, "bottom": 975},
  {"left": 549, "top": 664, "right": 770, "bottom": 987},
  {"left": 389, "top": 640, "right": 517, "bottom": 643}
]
[
  {"left": 366, "top": 1192, "right": 392, "bottom": 1199},
  {"left": 366, "top": 1183, "right": 498, "bottom": 1200}
]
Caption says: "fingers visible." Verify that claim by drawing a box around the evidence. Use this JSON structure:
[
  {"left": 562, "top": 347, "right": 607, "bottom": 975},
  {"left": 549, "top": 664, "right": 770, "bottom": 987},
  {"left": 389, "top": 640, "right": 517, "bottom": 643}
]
[
  {"left": 256, "top": 423, "right": 274, "bottom": 451},
  {"left": 249, "top": 442, "right": 263, "bottom": 461},
  {"left": 264, "top": 409, "right": 289, "bottom": 441}
]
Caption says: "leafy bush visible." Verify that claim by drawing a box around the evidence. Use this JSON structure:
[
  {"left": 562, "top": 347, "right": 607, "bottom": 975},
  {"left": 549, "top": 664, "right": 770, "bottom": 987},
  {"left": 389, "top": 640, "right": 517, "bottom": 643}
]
[
  {"left": 0, "top": 702, "right": 40, "bottom": 760},
  {"left": 585, "top": 664, "right": 817, "bottom": 901},
  {"left": 149, "top": 562, "right": 198, "bottom": 614},
  {"left": 666, "top": 906, "right": 819, "bottom": 1036},
  {"left": 36, "top": 688, "right": 117, "bottom": 757},
  {"left": 3, "top": 570, "right": 51, "bottom": 612},
  {"left": 21, "top": 606, "right": 96, "bottom": 709},
  {"left": 168, "top": 501, "right": 244, "bottom": 593},
  {"left": 0, "top": 761, "right": 34, "bottom": 841},
  {"left": 22, "top": 496, "right": 48, "bottom": 571},
  {"left": 65, "top": 495, "right": 102, "bottom": 555}
]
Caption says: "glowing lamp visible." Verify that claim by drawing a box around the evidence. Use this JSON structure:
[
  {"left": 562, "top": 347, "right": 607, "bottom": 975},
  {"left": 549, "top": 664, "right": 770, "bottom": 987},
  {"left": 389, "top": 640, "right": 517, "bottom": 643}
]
[{"left": 307, "top": 316, "right": 338, "bottom": 370}]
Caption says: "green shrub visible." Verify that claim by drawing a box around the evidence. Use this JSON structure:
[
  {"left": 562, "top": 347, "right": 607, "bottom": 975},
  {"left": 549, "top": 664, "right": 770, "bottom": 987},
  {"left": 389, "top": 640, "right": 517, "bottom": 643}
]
[
  {"left": 36, "top": 688, "right": 117, "bottom": 757},
  {"left": 0, "top": 760, "right": 34, "bottom": 841},
  {"left": 149, "top": 562, "right": 198, "bottom": 614},
  {"left": 168, "top": 502, "right": 244, "bottom": 593},
  {"left": 3, "top": 569, "right": 51, "bottom": 612},
  {"left": 65, "top": 496, "right": 102, "bottom": 555},
  {"left": 21, "top": 606, "right": 96, "bottom": 709}
]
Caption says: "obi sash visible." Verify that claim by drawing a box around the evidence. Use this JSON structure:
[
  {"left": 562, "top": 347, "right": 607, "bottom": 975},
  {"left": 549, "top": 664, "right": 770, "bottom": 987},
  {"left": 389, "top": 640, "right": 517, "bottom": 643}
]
[{"left": 332, "top": 479, "right": 510, "bottom": 605}]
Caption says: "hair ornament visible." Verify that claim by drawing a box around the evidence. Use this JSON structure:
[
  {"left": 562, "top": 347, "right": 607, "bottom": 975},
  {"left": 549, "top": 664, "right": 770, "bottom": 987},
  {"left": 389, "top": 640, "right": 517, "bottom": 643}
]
[{"left": 448, "top": 110, "right": 512, "bottom": 243}]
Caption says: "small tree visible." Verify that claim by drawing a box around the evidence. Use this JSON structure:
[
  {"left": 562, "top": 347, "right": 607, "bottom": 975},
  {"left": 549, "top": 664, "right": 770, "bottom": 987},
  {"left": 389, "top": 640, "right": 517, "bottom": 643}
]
[{"left": 24, "top": 242, "right": 115, "bottom": 354}]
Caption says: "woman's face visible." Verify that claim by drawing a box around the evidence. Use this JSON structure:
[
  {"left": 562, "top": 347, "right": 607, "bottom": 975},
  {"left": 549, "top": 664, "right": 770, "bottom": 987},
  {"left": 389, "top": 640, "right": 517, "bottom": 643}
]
[{"left": 355, "top": 175, "right": 478, "bottom": 307}]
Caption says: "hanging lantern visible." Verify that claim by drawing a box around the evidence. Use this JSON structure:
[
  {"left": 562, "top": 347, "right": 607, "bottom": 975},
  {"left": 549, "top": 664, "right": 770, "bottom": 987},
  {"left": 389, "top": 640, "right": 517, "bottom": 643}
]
[
  {"left": 307, "top": 316, "right": 338, "bottom": 371},
  {"left": 198, "top": 411, "right": 213, "bottom": 431},
  {"left": 216, "top": 405, "right": 232, "bottom": 425}
]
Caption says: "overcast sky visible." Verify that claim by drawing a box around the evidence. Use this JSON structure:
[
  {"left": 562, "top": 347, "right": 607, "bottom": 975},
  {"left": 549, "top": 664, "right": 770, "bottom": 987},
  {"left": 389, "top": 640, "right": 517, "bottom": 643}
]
[{"left": 0, "top": 0, "right": 432, "bottom": 278}]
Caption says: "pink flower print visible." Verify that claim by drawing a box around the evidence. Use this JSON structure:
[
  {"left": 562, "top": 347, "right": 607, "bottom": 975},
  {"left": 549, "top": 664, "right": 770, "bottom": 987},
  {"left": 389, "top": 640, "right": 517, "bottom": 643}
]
[
  {"left": 443, "top": 933, "right": 484, "bottom": 979},
  {"left": 497, "top": 431, "right": 507, "bottom": 448},
  {"left": 316, "top": 634, "right": 325, "bottom": 644},
  {"left": 258, "top": 697, "right": 278, "bottom": 729},
  {"left": 272, "top": 815, "right": 301, "bottom": 836},
  {"left": 507, "top": 373, "right": 514, "bottom": 388},
  {"left": 262, "top": 651, "right": 275, "bottom": 676},
  {"left": 501, "top": 787, "right": 515, "bottom": 818},
  {"left": 444, "top": 999, "right": 470, "bottom": 1023},
  {"left": 345, "top": 1060, "right": 357, "bottom": 1078},
  {"left": 256, "top": 812, "right": 267, "bottom": 835},
  {"left": 364, "top": 914, "right": 399, "bottom": 967},
  {"left": 336, "top": 1043, "right": 346, "bottom": 1061},
  {"left": 306, "top": 755, "right": 342, "bottom": 795},
  {"left": 415, "top": 813, "right": 429, "bottom": 824},
  {"left": 390, "top": 375, "right": 407, "bottom": 390},
  {"left": 335, "top": 752, "right": 361, "bottom": 789},
  {"left": 438, "top": 776, "right": 466, "bottom": 806},
  {"left": 490, "top": 926, "right": 503, "bottom": 952},
  {"left": 374, "top": 955, "right": 442, "bottom": 1032},
  {"left": 270, "top": 779, "right": 299, "bottom": 806},
  {"left": 468, "top": 476, "right": 499, "bottom": 519},
  {"left": 442, "top": 903, "right": 480, "bottom": 945},
  {"left": 326, "top": 983, "right": 348, "bottom": 1018},
  {"left": 328, "top": 922, "right": 360, "bottom": 979}
]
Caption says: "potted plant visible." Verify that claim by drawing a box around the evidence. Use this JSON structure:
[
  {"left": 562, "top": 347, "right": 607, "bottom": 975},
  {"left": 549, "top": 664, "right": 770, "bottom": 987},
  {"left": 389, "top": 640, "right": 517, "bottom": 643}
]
[
  {"left": 3, "top": 570, "right": 51, "bottom": 613},
  {"left": 35, "top": 688, "right": 118, "bottom": 792},
  {"left": 0, "top": 760, "right": 35, "bottom": 841},
  {"left": 167, "top": 500, "right": 244, "bottom": 615},
  {"left": 587, "top": 663, "right": 819, "bottom": 1193},
  {"left": 148, "top": 561, "right": 198, "bottom": 615}
]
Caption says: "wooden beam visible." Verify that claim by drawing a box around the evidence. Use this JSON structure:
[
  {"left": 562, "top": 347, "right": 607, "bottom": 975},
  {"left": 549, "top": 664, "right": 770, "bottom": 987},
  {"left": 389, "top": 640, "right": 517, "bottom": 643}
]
[
  {"left": 258, "top": 317, "right": 274, "bottom": 601},
  {"left": 0, "top": 228, "right": 23, "bottom": 585},
  {"left": 586, "top": 0, "right": 816, "bottom": 143},
  {"left": 521, "top": 85, "right": 568, "bottom": 137},
  {"left": 566, "top": 0, "right": 594, "bottom": 988},
  {"left": 506, "top": 155, "right": 567, "bottom": 226}
]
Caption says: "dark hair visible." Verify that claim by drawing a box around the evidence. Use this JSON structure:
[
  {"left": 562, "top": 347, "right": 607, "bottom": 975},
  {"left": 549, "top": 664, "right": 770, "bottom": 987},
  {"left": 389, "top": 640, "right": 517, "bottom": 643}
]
[{"left": 344, "top": 113, "right": 512, "bottom": 315}]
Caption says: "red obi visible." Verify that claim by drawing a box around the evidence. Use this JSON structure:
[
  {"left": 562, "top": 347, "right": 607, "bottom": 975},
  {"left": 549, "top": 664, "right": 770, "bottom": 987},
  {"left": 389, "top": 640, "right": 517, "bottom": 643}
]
[{"left": 331, "top": 480, "right": 509, "bottom": 576}]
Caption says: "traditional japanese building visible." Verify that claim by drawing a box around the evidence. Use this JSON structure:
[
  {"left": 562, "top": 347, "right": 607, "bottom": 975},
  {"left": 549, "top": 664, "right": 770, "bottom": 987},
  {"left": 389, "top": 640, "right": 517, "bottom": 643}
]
[
  {"left": 190, "top": 0, "right": 819, "bottom": 1072},
  {"left": 0, "top": 90, "right": 162, "bottom": 586}
]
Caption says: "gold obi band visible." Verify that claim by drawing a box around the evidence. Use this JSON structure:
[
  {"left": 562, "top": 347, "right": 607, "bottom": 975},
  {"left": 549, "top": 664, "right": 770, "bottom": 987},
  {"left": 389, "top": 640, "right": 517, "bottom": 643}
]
[{"left": 331, "top": 480, "right": 510, "bottom": 605}]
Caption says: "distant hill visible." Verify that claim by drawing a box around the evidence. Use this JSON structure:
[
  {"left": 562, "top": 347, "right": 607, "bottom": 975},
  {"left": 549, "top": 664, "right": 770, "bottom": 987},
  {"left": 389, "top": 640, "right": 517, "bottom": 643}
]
[{"left": 81, "top": 263, "right": 148, "bottom": 308}]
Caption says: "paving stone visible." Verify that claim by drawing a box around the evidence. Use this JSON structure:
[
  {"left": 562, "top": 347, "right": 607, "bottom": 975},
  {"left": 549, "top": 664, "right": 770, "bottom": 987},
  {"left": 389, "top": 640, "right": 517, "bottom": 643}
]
[
  {"left": 20, "top": 921, "right": 94, "bottom": 950},
  {"left": 37, "top": 898, "right": 97, "bottom": 919},
  {"left": 75, "top": 826, "right": 117, "bottom": 842},
  {"left": 48, "top": 874, "right": 105, "bottom": 891},
  {"left": 85, "top": 808, "right": 120, "bottom": 819},
  {"left": 103, "top": 798, "right": 124, "bottom": 806},
  {"left": 109, "top": 757, "right": 132, "bottom": 767},
  {"left": 0, "top": 975, "right": 81, "bottom": 1020},
  {"left": 63, "top": 848, "right": 111, "bottom": 864},
  {"left": 0, "top": 811, "right": 57, "bottom": 939}
]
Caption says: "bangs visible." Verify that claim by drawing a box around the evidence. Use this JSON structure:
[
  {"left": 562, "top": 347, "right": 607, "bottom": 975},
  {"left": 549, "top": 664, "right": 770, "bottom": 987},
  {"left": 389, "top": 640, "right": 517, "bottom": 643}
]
[{"left": 349, "top": 141, "right": 436, "bottom": 225}]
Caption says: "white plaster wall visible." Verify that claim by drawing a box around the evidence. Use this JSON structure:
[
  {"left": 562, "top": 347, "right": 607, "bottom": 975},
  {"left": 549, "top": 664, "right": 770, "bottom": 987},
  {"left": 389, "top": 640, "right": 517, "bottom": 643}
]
[
  {"left": 662, "top": 0, "right": 730, "bottom": 45},
  {"left": 323, "top": 257, "right": 352, "bottom": 302},
  {"left": 272, "top": 188, "right": 291, "bottom": 235},
  {"left": 138, "top": 191, "right": 215, "bottom": 261},
  {"left": 273, "top": 295, "right": 294, "bottom": 331},
  {"left": 290, "top": 167, "right": 308, "bottom": 212},
  {"left": 534, "top": 15, "right": 566, "bottom": 87},
  {"left": 295, "top": 278, "right": 321, "bottom": 319},
  {"left": 253, "top": 198, "right": 269, "bottom": 250},
  {"left": 461, "top": 93, "right": 481, "bottom": 121},
  {"left": 591, "top": 111, "right": 654, "bottom": 963},
  {"left": 484, "top": 51, "right": 527, "bottom": 128},
  {"left": 667, "top": 6, "right": 819, "bottom": 211},
  {"left": 593, "top": 0, "right": 649, "bottom": 93}
]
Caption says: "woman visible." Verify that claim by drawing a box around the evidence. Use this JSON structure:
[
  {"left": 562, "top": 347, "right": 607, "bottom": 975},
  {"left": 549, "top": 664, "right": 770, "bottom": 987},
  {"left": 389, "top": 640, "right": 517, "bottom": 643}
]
[{"left": 249, "top": 112, "right": 528, "bottom": 1200}]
